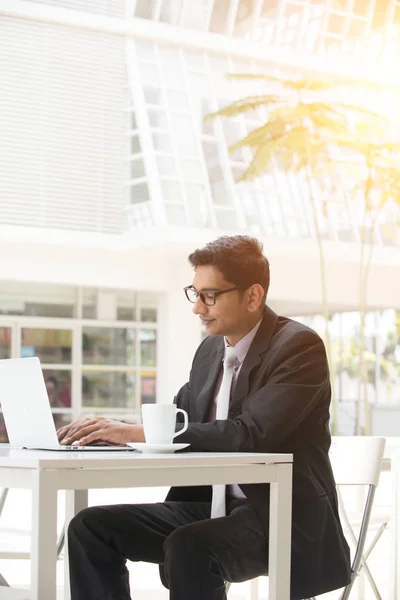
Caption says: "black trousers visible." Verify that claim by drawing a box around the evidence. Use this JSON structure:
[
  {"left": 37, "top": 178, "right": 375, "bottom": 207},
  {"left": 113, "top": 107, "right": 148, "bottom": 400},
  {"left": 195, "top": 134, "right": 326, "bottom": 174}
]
[{"left": 68, "top": 497, "right": 268, "bottom": 600}]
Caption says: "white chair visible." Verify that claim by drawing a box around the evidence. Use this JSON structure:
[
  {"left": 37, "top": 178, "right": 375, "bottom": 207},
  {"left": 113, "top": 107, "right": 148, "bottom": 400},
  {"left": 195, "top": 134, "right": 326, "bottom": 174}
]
[
  {"left": 327, "top": 436, "right": 388, "bottom": 600},
  {"left": 228, "top": 436, "right": 387, "bottom": 600}
]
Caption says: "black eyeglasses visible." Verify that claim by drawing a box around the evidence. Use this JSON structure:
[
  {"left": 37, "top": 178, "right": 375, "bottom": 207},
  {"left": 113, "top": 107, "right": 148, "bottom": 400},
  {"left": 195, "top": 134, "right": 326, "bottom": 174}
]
[{"left": 184, "top": 285, "right": 240, "bottom": 306}]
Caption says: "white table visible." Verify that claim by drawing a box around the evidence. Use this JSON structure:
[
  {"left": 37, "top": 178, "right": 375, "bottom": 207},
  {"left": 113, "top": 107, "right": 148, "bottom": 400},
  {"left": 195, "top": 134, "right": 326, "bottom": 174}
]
[{"left": 0, "top": 448, "right": 293, "bottom": 600}]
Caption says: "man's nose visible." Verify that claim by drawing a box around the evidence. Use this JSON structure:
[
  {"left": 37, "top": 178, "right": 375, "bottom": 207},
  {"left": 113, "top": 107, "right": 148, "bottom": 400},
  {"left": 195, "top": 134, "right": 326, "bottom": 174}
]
[{"left": 192, "top": 295, "right": 206, "bottom": 315}]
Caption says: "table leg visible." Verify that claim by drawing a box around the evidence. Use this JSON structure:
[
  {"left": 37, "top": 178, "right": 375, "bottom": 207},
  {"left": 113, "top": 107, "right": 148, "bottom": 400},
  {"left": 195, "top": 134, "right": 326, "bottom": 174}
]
[
  {"left": 31, "top": 470, "right": 57, "bottom": 600},
  {"left": 268, "top": 463, "right": 293, "bottom": 600},
  {"left": 63, "top": 490, "right": 88, "bottom": 600}
]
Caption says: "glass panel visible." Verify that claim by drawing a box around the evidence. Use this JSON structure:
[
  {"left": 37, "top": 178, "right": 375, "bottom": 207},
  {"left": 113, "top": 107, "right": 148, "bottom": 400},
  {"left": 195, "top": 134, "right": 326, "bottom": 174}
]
[
  {"left": 138, "top": 62, "right": 160, "bottom": 85},
  {"left": 43, "top": 369, "right": 72, "bottom": 408},
  {"left": 165, "top": 204, "right": 187, "bottom": 225},
  {"left": 171, "top": 115, "right": 197, "bottom": 155},
  {"left": 139, "top": 292, "right": 158, "bottom": 323},
  {"left": 116, "top": 290, "right": 136, "bottom": 322},
  {"left": 52, "top": 413, "right": 73, "bottom": 432},
  {"left": 21, "top": 328, "right": 72, "bottom": 364},
  {"left": 0, "top": 299, "right": 74, "bottom": 318},
  {"left": 153, "top": 132, "right": 173, "bottom": 152},
  {"left": 0, "top": 282, "right": 76, "bottom": 318},
  {"left": 131, "top": 182, "right": 151, "bottom": 204},
  {"left": 140, "top": 329, "right": 157, "bottom": 366},
  {"left": 141, "top": 371, "right": 156, "bottom": 404},
  {"left": 135, "top": 41, "right": 156, "bottom": 61},
  {"left": 82, "top": 371, "right": 136, "bottom": 409},
  {"left": 144, "top": 87, "right": 163, "bottom": 106},
  {"left": 82, "top": 328, "right": 136, "bottom": 366},
  {"left": 0, "top": 327, "right": 11, "bottom": 359},
  {"left": 131, "top": 133, "right": 142, "bottom": 154},
  {"left": 141, "top": 307, "right": 157, "bottom": 322},
  {"left": 160, "top": 50, "right": 185, "bottom": 87},
  {"left": 181, "top": 159, "right": 203, "bottom": 181},
  {"left": 148, "top": 109, "right": 169, "bottom": 130},
  {"left": 327, "top": 14, "right": 345, "bottom": 35},
  {"left": 185, "top": 183, "right": 210, "bottom": 227},
  {"left": 157, "top": 155, "right": 178, "bottom": 177},
  {"left": 134, "top": 0, "right": 153, "bottom": 19},
  {"left": 161, "top": 179, "right": 182, "bottom": 203},
  {"left": 131, "top": 157, "right": 146, "bottom": 179},
  {"left": 82, "top": 288, "right": 97, "bottom": 319},
  {"left": 166, "top": 90, "right": 189, "bottom": 111},
  {"left": 0, "top": 413, "right": 8, "bottom": 443}
]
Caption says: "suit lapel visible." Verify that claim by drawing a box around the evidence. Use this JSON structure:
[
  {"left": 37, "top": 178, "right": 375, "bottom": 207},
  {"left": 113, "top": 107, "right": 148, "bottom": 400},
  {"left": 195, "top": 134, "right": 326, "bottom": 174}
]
[
  {"left": 195, "top": 338, "right": 224, "bottom": 422},
  {"left": 229, "top": 305, "right": 278, "bottom": 417}
]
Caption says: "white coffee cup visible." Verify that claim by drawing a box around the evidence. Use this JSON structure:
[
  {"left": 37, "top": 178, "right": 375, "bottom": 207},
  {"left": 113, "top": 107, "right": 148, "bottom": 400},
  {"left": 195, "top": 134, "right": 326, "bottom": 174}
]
[{"left": 141, "top": 404, "right": 189, "bottom": 445}]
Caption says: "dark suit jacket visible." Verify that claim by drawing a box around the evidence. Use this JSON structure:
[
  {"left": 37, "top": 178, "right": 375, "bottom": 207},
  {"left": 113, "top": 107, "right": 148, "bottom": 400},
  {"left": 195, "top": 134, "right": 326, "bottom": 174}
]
[{"left": 165, "top": 306, "right": 351, "bottom": 599}]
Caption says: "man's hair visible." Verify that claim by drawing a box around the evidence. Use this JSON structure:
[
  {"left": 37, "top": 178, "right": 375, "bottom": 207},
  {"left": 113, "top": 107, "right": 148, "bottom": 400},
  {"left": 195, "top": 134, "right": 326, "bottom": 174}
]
[{"left": 188, "top": 235, "right": 270, "bottom": 300}]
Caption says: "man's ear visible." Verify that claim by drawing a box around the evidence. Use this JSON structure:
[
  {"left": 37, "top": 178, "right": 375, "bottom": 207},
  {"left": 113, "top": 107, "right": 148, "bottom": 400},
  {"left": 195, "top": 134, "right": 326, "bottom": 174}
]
[{"left": 247, "top": 284, "right": 265, "bottom": 312}]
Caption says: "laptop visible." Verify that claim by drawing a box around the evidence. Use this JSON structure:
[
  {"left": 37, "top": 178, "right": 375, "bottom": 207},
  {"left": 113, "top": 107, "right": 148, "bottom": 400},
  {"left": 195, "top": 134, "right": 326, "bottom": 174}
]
[{"left": 0, "top": 357, "right": 137, "bottom": 451}]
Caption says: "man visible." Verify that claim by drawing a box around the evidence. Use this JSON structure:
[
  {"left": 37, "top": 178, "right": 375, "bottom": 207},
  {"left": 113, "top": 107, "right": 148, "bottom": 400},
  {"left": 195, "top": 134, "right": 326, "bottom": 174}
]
[{"left": 58, "top": 235, "right": 351, "bottom": 600}]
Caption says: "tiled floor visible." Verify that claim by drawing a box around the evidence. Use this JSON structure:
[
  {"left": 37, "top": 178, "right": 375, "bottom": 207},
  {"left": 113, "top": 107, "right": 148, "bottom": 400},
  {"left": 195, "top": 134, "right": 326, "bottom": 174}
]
[{"left": 0, "top": 473, "right": 393, "bottom": 599}]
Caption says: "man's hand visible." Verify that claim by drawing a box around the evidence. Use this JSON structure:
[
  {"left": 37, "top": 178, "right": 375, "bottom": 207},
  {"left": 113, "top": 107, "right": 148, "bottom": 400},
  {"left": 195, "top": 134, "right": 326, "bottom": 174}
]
[{"left": 57, "top": 417, "right": 145, "bottom": 446}]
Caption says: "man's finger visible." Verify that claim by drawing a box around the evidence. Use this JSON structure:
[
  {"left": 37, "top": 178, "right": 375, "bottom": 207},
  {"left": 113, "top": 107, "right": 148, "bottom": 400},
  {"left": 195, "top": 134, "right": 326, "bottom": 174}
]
[
  {"left": 57, "top": 417, "right": 91, "bottom": 441},
  {"left": 75, "top": 431, "right": 107, "bottom": 446},
  {"left": 63, "top": 419, "right": 98, "bottom": 439},
  {"left": 61, "top": 423, "right": 102, "bottom": 445}
]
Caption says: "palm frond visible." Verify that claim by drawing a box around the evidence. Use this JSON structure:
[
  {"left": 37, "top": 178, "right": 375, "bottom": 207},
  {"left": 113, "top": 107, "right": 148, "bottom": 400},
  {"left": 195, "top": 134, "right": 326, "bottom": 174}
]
[{"left": 204, "top": 95, "right": 286, "bottom": 121}]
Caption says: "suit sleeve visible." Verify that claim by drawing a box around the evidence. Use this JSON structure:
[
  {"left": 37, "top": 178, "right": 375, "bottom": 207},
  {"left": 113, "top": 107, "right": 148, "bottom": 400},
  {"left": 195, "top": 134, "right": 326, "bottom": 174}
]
[{"left": 175, "top": 331, "right": 330, "bottom": 452}]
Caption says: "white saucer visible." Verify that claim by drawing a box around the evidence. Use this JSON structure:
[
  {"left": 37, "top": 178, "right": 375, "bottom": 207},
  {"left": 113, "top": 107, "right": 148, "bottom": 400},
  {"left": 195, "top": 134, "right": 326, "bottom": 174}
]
[{"left": 127, "top": 442, "right": 190, "bottom": 454}]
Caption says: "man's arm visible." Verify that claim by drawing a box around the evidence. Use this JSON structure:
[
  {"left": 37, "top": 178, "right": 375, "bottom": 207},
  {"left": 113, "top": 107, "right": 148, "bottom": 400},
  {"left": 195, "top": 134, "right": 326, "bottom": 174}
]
[{"left": 174, "top": 331, "right": 330, "bottom": 452}]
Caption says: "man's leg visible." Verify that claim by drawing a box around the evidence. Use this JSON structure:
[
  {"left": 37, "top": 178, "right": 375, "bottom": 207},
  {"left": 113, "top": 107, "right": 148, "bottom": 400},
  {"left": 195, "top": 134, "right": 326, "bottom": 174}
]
[
  {"left": 67, "top": 501, "right": 211, "bottom": 600},
  {"left": 163, "top": 498, "right": 268, "bottom": 600}
]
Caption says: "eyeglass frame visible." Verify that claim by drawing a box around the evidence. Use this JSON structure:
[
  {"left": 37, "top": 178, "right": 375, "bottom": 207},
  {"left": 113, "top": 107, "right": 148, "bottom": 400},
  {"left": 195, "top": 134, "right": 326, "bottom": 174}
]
[{"left": 183, "top": 285, "right": 240, "bottom": 306}]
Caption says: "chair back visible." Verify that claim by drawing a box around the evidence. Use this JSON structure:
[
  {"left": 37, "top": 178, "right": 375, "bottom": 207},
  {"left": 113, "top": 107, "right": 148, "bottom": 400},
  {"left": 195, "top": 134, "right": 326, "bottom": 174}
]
[{"left": 330, "top": 436, "right": 386, "bottom": 487}]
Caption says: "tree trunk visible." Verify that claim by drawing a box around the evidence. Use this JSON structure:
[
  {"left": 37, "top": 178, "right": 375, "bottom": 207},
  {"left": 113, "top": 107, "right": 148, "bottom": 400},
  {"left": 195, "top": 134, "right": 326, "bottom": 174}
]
[{"left": 305, "top": 167, "right": 337, "bottom": 434}]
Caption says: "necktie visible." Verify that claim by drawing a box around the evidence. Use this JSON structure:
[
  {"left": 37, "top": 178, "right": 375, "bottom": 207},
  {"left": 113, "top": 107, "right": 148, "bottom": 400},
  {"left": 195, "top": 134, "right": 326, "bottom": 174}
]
[{"left": 211, "top": 346, "right": 237, "bottom": 519}]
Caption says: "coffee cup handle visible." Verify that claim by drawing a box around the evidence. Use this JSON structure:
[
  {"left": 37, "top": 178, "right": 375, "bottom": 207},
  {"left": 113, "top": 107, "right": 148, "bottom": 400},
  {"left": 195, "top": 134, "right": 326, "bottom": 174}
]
[{"left": 173, "top": 408, "right": 188, "bottom": 438}]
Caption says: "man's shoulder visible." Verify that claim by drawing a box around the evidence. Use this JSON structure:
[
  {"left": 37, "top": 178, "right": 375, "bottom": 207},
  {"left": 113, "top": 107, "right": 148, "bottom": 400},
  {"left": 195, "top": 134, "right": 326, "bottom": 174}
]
[{"left": 276, "top": 315, "right": 322, "bottom": 343}]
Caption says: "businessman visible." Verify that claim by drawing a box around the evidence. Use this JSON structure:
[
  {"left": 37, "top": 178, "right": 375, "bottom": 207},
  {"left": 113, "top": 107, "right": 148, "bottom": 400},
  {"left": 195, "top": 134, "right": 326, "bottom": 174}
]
[{"left": 58, "top": 235, "right": 351, "bottom": 600}]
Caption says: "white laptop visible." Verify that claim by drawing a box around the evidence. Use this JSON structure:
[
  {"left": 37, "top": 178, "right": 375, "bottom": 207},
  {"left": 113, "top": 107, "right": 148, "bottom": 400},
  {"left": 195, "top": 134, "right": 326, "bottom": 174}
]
[{"left": 0, "top": 357, "right": 136, "bottom": 451}]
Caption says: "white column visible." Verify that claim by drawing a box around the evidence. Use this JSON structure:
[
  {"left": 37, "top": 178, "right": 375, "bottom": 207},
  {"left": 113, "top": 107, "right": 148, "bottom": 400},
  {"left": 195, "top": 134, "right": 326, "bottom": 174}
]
[{"left": 156, "top": 284, "right": 201, "bottom": 404}]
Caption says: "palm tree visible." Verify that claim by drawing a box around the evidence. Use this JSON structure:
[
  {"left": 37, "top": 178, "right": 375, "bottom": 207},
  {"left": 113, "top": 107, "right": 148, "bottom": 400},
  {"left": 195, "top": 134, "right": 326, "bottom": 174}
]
[
  {"left": 343, "top": 142, "right": 400, "bottom": 433},
  {"left": 206, "top": 73, "right": 398, "bottom": 434}
]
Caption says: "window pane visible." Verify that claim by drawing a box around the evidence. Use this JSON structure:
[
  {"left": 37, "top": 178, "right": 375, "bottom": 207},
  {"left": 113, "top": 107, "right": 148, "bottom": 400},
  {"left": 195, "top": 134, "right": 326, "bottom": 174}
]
[
  {"left": 21, "top": 328, "right": 72, "bottom": 364},
  {"left": 139, "top": 291, "right": 158, "bottom": 322},
  {"left": 141, "top": 307, "right": 157, "bottom": 322},
  {"left": 0, "top": 327, "right": 11, "bottom": 359},
  {"left": 82, "top": 328, "right": 136, "bottom": 366},
  {"left": 140, "top": 329, "right": 157, "bottom": 366},
  {"left": 141, "top": 372, "right": 156, "bottom": 404},
  {"left": 82, "top": 371, "right": 136, "bottom": 409},
  {"left": 52, "top": 412, "right": 73, "bottom": 432},
  {"left": 0, "top": 282, "right": 76, "bottom": 318},
  {"left": 43, "top": 369, "right": 72, "bottom": 408},
  {"left": 82, "top": 288, "right": 97, "bottom": 319},
  {"left": 1, "top": 301, "right": 75, "bottom": 318}
]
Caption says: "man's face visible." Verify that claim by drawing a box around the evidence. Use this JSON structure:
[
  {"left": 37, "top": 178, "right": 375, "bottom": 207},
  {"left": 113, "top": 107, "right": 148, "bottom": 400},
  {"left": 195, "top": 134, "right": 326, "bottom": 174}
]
[{"left": 191, "top": 265, "right": 251, "bottom": 339}]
